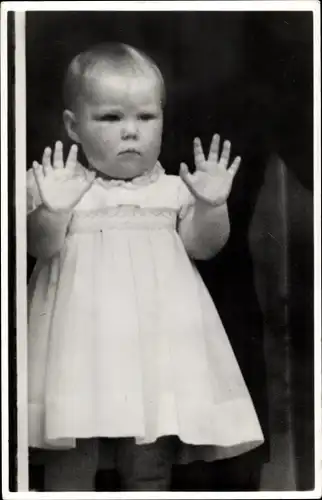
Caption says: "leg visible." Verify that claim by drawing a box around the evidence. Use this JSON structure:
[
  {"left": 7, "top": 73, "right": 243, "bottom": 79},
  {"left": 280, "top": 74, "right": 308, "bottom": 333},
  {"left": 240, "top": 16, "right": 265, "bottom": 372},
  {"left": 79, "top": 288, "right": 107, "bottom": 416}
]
[
  {"left": 116, "top": 437, "right": 177, "bottom": 491},
  {"left": 95, "top": 469, "right": 121, "bottom": 491},
  {"left": 44, "top": 439, "right": 98, "bottom": 491},
  {"left": 172, "top": 460, "right": 216, "bottom": 491},
  {"left": 96, "top": 438, "right": 120, "bottom": 491}
]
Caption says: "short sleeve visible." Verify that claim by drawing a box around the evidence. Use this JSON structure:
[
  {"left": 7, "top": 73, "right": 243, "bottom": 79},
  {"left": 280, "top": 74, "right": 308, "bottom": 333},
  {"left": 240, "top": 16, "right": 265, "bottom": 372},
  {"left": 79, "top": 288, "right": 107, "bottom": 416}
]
[
  {"left": 177, "top": 177, "right": 195, "bottom": 220},
  {"left": 27, "top": 168, "right": 42, "bottom": 214}
]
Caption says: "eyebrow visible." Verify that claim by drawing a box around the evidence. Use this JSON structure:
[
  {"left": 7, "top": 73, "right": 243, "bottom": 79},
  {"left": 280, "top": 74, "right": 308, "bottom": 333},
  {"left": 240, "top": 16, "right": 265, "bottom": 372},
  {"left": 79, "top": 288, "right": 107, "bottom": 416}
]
[
  {"left": 92, "top": 107, "right": 123, "bottom": 113},
  {"left": 90, "top": 104, "right": 161, "bottom": 114}
]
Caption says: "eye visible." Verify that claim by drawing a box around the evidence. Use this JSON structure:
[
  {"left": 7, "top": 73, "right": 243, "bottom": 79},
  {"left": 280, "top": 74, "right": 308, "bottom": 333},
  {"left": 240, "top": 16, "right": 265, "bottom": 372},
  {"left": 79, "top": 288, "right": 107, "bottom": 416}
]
[
  {"left": 138, "top": 113, "right": 157, "bottom": 121},
  {"left": 96, "top": 113, "right": 122, "bottom": 122}
]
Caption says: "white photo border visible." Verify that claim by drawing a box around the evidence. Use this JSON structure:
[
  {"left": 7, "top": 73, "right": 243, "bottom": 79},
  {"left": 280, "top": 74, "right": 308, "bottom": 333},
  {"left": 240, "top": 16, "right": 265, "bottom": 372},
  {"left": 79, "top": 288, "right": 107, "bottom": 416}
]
[{"left": 1, "top": 1, "right": 321, "bottom": 498}]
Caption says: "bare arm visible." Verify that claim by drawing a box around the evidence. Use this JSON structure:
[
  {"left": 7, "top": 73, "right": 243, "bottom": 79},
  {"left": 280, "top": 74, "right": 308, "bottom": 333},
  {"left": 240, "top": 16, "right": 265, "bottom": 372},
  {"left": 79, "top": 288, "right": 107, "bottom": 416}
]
[
  {"left": 178, "top": 134, "right": 241, "bottom": 260},
  {"left": 179, "top": 200, "right": 230, "bottom": 260},
  {"left": 27, "top": 206, "right": 72, "bottom": 260}
]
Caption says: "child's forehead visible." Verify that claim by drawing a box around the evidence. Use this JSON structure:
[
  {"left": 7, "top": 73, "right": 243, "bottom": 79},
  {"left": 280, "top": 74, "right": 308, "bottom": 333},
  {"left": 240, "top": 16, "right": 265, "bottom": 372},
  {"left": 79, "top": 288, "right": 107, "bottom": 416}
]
[{"left": 80, "top": 65, "right": 162, "bottom": 107}]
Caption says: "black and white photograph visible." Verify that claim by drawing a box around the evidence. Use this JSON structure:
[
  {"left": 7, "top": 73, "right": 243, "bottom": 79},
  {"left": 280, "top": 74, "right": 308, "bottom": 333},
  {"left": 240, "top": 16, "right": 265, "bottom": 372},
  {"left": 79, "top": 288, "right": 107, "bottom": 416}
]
[{"left": 1, "top": 1, "right": 321, "bottom": 497}]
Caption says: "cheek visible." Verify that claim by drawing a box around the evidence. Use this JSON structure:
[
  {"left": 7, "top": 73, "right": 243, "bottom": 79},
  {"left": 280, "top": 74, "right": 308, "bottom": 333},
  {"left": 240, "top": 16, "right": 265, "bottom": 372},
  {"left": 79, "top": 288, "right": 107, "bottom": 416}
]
[
  {"left": 80, "top": 124, "right": 117, "bottom": 152},
  {"left": 147, "top": 121, "right": 163, "bottom": 145}
]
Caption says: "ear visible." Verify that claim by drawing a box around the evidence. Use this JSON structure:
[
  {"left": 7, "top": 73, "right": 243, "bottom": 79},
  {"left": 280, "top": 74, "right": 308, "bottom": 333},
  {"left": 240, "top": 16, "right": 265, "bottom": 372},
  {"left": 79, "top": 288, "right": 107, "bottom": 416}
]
[{"left": 63, "top": 110, "right": 81, "bottom": 143}]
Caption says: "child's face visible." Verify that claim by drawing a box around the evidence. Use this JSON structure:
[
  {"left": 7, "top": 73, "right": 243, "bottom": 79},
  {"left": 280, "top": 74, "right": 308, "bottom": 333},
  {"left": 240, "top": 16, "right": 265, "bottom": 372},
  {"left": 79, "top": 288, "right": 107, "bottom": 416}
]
[{"left": 68, "top": 69, "right": 163, "bottom": 179}]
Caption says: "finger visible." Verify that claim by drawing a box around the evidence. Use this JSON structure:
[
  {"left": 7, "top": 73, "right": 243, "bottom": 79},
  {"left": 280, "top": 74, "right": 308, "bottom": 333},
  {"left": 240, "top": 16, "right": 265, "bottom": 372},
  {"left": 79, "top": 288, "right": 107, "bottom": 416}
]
[
  {"left": 42, "top": 147, "right": 52, "bottom": 176},
  {"left": 32, "top": 161, "right": 44, "bottom": 191},
  {"left": 65, "top": 144, "right": 78, "bottom": 173},
  {"left": 84, "top": 169, "right": 97, "bottom": 185},
  {"left": 179, "top": 163, "right": 195, "bottom": 189},
  {"left": 78, "top": 168, "right": 96, "bottom": 187},
  {"left": 53, "top": 141, "right": 64, "bottom": 169},
  {"left": 228, "top": 156, "right": 242, "bottom": 178},
  {"left": 179, "top": 162, "right": 194, "bottom": 186},
  {"left": 208, "top": 134, "right": 220, "bottom": 164},
  {"left": 69, "top": 174, "right": 96, "bottom": 209},
  {"left": 218, "top": 140, "right": 231, "bottom": 169},
  {"left": 193, "top": 137, "right": 206, "bottom": 170},
  {"left": 179, "top": 163, "right": 203, "bottom": 199},
  {"left": 32, "top": 160, "right": 43, "bottom": 175}
]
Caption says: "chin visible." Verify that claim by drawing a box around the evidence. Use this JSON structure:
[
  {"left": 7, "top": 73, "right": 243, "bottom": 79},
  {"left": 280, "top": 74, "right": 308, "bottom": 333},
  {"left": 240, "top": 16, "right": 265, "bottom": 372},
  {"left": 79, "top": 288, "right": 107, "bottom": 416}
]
[{"left": 95, "top": 161, "right": 153, "bottom": 180}]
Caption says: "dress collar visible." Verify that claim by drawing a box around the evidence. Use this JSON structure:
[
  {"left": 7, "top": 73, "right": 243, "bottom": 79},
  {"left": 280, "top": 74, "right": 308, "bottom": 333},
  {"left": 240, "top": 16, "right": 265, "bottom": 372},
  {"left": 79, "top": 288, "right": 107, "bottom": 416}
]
[{"left": 86, "top": 162, "right": 165, "bottom": 190}]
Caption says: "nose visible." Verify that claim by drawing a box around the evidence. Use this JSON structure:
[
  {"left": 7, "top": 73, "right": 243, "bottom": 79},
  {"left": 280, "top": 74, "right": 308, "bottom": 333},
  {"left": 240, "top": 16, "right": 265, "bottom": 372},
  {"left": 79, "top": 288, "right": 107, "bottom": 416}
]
[{"left": 121, "top": 118, "right": 139, "bottom": 140}]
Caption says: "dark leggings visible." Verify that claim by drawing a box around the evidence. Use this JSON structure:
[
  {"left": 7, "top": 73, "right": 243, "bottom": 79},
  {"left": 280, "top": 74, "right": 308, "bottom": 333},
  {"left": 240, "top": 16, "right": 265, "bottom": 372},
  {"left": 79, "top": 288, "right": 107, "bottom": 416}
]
[{"left": 43, "top": 437, "right": 177, "bottom": 491}]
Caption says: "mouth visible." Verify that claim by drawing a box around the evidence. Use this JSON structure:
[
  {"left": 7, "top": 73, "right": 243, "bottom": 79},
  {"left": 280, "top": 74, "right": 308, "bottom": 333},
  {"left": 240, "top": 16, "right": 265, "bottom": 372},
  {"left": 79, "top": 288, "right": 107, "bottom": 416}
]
[{"left": 118, "top": 149, "right": 141, "bottom": 156}]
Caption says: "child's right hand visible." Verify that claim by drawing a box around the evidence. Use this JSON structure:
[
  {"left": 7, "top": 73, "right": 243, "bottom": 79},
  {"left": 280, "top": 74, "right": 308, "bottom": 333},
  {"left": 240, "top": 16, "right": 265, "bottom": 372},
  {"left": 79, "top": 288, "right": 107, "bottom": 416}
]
[{"left": 32, "top": 141, "right": 96, "bottom": 213}]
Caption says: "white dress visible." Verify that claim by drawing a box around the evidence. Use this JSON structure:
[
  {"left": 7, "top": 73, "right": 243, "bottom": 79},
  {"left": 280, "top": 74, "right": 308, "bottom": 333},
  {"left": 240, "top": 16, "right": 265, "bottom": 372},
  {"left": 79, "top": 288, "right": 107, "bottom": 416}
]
[{"left": 27, "top": 162, "right": 264, "bottom": 464}]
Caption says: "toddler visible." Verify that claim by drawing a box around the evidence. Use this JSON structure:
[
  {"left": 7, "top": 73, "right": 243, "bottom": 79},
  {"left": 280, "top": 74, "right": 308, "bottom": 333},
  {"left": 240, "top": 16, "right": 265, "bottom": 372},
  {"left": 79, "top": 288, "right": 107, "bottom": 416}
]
[{"left": 27, "top": 42, "right": 264, "bottom": 491}]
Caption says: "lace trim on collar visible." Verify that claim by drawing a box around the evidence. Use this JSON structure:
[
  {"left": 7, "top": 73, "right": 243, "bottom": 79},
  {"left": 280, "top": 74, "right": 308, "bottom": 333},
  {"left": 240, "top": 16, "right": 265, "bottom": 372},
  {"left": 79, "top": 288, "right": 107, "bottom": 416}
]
[{"left": 91, "top": 162, "right": 165, "bottom": 190}]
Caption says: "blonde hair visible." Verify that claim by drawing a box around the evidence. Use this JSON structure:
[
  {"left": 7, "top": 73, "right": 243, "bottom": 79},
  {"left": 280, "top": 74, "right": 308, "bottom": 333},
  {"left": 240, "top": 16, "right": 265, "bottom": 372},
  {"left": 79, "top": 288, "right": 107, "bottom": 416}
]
[{"left": 63, "top": 42, "right": 166, "bottom": 110}]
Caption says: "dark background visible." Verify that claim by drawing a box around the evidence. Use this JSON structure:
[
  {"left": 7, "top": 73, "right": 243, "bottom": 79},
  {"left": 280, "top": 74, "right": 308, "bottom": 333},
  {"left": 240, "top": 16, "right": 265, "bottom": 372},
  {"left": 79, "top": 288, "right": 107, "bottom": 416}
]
[{"left": 22, "top": 10, "right": 314, "bottom": 491}]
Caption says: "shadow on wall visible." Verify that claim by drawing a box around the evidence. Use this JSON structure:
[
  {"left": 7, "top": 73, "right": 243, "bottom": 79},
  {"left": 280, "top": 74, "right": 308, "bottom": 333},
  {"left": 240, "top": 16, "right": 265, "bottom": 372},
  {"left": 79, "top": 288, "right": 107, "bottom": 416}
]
[{"left": 249, "top": 155, "right": 314, "bottom": 490}]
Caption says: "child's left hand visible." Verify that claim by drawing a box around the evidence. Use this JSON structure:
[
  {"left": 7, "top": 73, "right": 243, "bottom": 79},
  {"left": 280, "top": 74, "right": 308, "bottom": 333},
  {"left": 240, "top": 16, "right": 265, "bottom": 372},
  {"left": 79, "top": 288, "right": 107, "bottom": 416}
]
[{"left": 179, "top": 134, "right": 241, "bottom": 207}]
